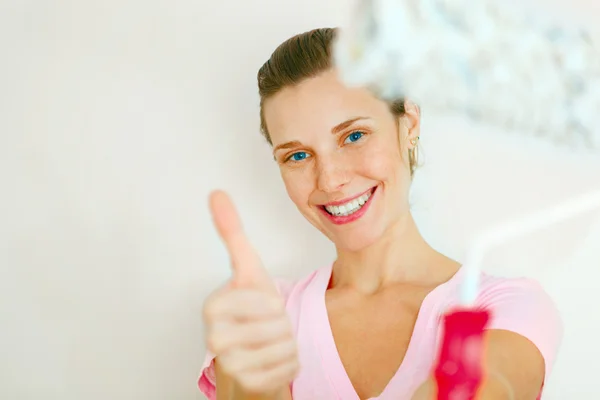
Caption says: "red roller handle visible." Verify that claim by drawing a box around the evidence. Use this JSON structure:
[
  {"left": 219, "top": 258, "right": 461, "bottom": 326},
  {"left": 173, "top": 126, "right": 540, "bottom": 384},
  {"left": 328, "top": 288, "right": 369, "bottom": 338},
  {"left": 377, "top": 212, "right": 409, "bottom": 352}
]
[{"left": 433, "top": 307, "right": 491, "bottom": 400}]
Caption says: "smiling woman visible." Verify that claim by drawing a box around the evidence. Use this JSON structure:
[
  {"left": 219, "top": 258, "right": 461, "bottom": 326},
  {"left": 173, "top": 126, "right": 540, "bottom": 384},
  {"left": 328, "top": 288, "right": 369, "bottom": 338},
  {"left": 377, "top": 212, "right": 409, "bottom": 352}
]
[{"left": 200, "top": 28, "right": 562, "bottom": 400}]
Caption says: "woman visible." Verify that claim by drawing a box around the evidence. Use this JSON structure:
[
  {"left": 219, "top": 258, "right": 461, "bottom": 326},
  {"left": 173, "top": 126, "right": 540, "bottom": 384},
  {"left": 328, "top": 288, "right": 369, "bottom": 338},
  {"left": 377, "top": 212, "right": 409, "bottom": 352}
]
[{"left": 200, "top": 28, "right": 562, "bottom": 400}]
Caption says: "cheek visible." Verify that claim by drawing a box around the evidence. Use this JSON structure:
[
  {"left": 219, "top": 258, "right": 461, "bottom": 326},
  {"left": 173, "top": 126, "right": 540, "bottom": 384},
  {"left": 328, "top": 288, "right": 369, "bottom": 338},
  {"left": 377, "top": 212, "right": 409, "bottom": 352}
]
[
  {"left": 357, "top": 139, "right": 404, "bottom": 180},
  {"left": 280, "top": 169, "right": 312, "bottom": 208}
]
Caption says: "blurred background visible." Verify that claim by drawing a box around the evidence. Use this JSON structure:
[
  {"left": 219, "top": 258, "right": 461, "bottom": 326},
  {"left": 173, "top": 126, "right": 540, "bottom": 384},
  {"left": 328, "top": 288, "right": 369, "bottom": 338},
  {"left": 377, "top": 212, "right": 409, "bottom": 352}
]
[{"left": 1, "top": 0, "right": 599, "bottom": 399}]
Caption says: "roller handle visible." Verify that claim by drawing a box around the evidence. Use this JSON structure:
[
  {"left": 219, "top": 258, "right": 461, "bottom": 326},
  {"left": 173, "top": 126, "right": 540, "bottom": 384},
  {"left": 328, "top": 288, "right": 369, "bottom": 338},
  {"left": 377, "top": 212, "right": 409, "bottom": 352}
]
[{"left": 434, "top": 308, "right": 491, "bottom": 400}]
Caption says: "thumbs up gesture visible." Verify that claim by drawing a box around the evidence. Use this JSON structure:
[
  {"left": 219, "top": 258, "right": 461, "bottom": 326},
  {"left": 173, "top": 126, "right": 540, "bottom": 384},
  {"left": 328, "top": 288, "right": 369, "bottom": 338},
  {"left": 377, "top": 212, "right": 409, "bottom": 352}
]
[{"left": 202, "top": 190, "right": 299, "bottom": 396}]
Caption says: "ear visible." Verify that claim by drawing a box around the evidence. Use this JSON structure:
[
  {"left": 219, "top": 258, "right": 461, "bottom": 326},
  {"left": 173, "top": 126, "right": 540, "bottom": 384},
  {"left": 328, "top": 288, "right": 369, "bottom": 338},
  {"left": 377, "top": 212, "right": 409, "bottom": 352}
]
[{"left": 402, "top": 101, "right": 421, "bottom": 149}]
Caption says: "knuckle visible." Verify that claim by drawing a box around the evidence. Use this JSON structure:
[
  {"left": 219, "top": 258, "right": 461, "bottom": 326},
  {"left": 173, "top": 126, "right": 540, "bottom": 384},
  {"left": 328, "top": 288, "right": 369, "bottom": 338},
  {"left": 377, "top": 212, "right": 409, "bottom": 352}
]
[
  {"left": 271, "top": 296, "right": 286, "bottom": 313},
  {"left": 202, "top": 287, "right": 231, "bottom": 321},
  {"left": 256, "top": 292, "right": 283, "bottom": 313},
  {"left": 252, "top": 321, "right": 273, "bottom": 338},
  {"left": 280, "top": 319, "right": 295, "bottom": 337},
  {"left": 271, "top": 313, "right": 288, "bottom": 328},
  {"left": 218, "top": 355, "right": 239, "bottom": 376},
  {"left": 224, "top": 352, "right": 253, "bottom": 377},
  {"left": 206, "top": 333, "right": 225, "bottom": 355},
  {"left": 290, "top": 358, "right": 301, "bottom": 375},
  {"left": 287, "top": 340, "right": 299, "bottom": 356},
  {"left": 285, "top": 347, "right": 299, "bottom": 365}
]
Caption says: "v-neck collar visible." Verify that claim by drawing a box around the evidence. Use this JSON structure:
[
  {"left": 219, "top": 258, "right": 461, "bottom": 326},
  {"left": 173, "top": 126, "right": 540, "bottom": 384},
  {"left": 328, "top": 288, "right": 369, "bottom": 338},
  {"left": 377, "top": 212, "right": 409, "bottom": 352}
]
[{"left": 306, "top": 264, "right": 464, "bottom": 400}]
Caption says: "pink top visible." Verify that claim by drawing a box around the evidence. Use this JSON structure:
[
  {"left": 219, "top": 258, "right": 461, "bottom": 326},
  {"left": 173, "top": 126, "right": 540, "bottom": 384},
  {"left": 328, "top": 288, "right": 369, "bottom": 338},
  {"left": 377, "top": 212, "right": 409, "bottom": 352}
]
[{"left": 199, "top": 265, "right": 563, "bottom": 399}]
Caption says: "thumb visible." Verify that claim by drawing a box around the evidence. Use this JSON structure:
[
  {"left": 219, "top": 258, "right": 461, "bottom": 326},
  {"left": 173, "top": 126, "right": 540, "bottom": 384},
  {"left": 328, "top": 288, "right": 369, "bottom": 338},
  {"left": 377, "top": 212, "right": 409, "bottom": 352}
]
[{"left": 209, "top": 190, "right": 275, "bottom": 292}]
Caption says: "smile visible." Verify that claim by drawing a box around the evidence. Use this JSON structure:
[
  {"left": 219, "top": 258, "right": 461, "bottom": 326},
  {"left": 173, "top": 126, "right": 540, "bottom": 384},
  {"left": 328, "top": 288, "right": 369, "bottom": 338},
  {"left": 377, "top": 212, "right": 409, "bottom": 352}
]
[
  {"left": 325, "top": 190, "right": 373, "bottom": 216},
  {"left": 319, "top": 186, "right": 377, "bottom": 225}
]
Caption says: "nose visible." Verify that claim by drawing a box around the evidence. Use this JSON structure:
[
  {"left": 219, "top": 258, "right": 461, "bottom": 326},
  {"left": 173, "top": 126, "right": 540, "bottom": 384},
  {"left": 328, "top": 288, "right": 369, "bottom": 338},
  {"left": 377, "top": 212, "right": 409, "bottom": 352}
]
[{"left": 316, "top": 155, "right": 350, "bottom": 193}]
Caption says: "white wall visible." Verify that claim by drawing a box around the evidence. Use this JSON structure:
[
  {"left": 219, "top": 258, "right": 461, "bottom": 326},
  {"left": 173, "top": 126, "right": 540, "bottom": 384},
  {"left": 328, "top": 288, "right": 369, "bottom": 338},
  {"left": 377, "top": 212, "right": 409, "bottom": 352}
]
[{"left": 0, "top": 1, "right": 598, "bottom": 399}]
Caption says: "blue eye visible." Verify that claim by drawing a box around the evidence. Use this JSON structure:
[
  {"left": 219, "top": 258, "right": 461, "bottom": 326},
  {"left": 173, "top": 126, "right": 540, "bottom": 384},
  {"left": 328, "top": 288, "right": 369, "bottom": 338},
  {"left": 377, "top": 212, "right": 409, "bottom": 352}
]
[
  {"left": 345, "top": 131, "right": 364, "bottom": 144},
  {"left": 289, "top": 152, "right": 310, "bottom": 162}
]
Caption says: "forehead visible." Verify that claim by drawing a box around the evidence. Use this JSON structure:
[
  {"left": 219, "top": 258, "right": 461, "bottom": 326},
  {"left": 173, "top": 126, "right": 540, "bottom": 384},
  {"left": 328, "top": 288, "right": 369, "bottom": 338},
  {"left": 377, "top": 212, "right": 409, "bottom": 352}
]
[{"left": 263, "top": 70, "right": 392, "bottom": 146}]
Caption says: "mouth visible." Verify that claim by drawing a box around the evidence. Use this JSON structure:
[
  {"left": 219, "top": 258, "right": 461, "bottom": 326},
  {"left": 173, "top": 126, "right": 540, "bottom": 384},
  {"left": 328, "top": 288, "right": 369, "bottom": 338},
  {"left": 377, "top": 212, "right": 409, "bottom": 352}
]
[{"left": 318, "top": 186, "right": 377, "bottom": 225}]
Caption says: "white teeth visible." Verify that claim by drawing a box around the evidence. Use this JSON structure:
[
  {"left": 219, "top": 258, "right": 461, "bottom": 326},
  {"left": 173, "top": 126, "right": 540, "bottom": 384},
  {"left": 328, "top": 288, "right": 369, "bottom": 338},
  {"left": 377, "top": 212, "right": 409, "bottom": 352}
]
[{"left": 324, "top": 190, "right": 373, "bottom": 217}]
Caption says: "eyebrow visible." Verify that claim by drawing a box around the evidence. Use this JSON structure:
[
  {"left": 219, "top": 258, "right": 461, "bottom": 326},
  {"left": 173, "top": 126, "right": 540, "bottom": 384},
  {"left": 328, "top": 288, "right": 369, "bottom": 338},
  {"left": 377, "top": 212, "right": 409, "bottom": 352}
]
[
  {"left": 272, "top": 117, "right": 370, "bottom": 154},
  {"left": 272, "top": 140, "right": 301, "bottom": 155},
  {"left": 331, "top": 116, "right": 370, "bottom": 134}
]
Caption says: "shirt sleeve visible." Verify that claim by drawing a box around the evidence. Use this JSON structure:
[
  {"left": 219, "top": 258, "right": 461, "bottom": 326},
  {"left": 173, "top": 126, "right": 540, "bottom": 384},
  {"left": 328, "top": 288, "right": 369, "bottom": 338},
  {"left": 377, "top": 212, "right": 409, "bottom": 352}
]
[
  {"left": 197, "top": 278, "right": 295, "bottom": 399},
  {"left": 198, "top": 349, "right": 218, "bottom": 400},
  {"left": 477, "top": 276, "right": 564, "bottom": 378}
]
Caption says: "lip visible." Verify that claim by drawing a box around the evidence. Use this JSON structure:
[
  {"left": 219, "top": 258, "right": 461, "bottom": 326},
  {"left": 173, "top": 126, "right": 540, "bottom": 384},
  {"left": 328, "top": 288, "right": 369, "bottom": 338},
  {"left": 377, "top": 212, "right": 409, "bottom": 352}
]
[
  {"left": 321, "top": 187, "right": 376, "bottom": 207},
  {"left": 318, "top": 186, "right": 378, "bottom": 226}
]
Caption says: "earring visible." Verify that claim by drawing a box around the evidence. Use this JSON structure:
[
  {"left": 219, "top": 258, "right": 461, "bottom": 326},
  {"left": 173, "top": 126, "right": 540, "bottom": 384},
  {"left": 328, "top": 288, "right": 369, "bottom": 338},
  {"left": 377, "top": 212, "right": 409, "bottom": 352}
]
[{"left": 410, "top": 136, "right": 419, "bottom": 146}]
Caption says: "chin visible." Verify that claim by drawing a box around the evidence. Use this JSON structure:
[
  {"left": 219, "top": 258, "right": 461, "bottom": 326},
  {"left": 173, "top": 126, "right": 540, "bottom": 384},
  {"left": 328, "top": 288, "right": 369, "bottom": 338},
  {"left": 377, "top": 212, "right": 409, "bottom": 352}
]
[
  {"left": 320, "top": 218, "right": 389, "bottom": 254},
  {"left": 303, "top": 211, "right": 384, "bottom": 252},
  {"left": 330, "top": 231, "right": 383, "bottom": 253}
]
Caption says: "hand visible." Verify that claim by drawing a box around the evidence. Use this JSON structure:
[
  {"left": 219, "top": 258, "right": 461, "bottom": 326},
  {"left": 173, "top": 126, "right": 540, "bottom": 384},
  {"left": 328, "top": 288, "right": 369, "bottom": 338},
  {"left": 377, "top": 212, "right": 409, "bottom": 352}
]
[
  {"left": 203, "top": 190, "right": 299, "bottom": 395},
  {"left": 411, "top": 379, "right": 435, "bottom": 400}
]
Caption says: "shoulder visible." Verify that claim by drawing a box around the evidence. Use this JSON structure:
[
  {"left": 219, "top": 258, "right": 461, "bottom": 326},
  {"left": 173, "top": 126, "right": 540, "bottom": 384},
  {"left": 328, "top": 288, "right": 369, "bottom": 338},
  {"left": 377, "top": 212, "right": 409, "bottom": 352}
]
[
  {"left": 477, "top": 273, "right": 562, "bottom": 324},
  {"left": 272, "top": 265, "right": 330, "bottom": 327},
  {"left": 273, "top": 266, "right": 326, "bottom": 304},
  {"left": 476, "top": 273, "right": 564, "bottom": 376}
]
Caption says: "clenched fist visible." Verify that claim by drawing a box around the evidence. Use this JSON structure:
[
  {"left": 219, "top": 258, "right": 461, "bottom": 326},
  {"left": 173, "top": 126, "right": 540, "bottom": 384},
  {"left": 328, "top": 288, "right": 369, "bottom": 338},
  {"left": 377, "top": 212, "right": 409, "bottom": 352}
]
[{"left": 203, "top": 190, "right": 299, "bottom": 397}]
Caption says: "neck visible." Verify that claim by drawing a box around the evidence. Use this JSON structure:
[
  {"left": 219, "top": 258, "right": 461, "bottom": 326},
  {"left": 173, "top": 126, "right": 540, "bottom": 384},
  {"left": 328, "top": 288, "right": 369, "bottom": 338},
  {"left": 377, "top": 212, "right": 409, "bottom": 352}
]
[{"left": 331, "top": 213, "right": 458, "bottom": 293}]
